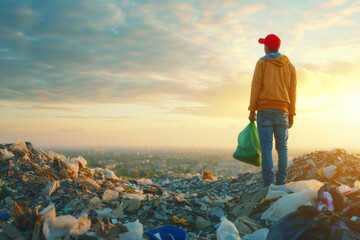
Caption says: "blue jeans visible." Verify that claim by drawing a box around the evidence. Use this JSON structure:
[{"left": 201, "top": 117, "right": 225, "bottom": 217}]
[{"left": 257, "top": 110, "right": 289, "bottom": 187}]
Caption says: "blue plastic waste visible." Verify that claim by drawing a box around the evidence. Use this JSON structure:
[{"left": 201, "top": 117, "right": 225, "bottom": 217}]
[
  {"left": 144, "top": 225, "right": 187, "bottom": 240},
  {"left": 0, "top": 210, "right": 11, "bottom": 221}
]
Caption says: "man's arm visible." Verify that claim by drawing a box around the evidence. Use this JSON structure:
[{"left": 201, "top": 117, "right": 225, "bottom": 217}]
[
  {"left": 248, "top": 60, "right": 263, "bottom": 120},
  {"left": 289, "top": 64, "right": 297, "bottom": 128}
]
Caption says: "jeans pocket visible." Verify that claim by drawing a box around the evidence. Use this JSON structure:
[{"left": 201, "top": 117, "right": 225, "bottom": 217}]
[
  {"left": 276, "top": 112, "right": 289, "bottom": 127},
  {"left": 257, "top": 112, "right": 273, "bottom": 127}
]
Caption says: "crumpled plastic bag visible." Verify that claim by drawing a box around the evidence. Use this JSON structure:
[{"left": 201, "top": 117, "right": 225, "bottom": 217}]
[
  {"left": 0, "top": 148, "right": 15, "bottom": 160},
  {"left": 234, "top": 216, "right": 262, "bottom": 236},
  {"left": 217, "top": 216, "right": 241, "bottom": 240},
  {"left": 285, "top": 179, "right": 324, "bottom": 192},
  {"left": 42, "top": 204, "right": 91, "bottom": 240},
  {"left": 66, "top": 161, "right": 79, "bottom": 175},
  {"left": 93, "top": 168, "right": 119, "bottom": 180},
  {"left": 265, "top": 184, "right": 292, "bottom": 199},
  {"left": 103, "top": 169, "right": 119, "bottom": 180},
  {"left": 233, "top": 122, "right": 261, "bottom": 167},
  {"left": 261, "top": 190, "right": 317, "bottom": 222},
  {"left": 11, "top": 139, "right": 28, "bottom": 152},
  {"left": 75, "top": 176, "right": 100, "bottom": 189},
  {"left": 123, "top": 193, "right": 146, "bottom": 200},
  {"left": 70, "top": 156, "right": 87, "bottom": 168},
  {"left": 42, "top": 181, "right": 60, "bottom": 196},
  {"left": 103, "top": 189, "right": 119, "bottom": 201},
  {"left": 242, "top": 228, "right": 269, "bottom": 240},
  {"left": 318, "top": 165, "right": 337, "bottom": 179},
  {"left": 317, "top": 183, "right": 346, "bottom": 212},
  {"left": 118, "top": 219, "right": 143, "bottom": 240},
  {"left": 48, "top": 151, "right": 67, "bottom": 162},
  {"left": 137, "top": 178, "right": 153, "bottom": 185}
]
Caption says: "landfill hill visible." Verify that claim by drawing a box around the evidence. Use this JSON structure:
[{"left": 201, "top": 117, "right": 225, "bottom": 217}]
[{"left": 0, "top": 140, "right": 360, "bottom": 239}]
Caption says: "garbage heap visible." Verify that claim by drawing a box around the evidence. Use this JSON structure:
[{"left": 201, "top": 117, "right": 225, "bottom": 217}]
[
  {"left": 0, "top": 141, "right": 360, "bottom": 240},
  {"left": 288, "top": 148, "right": 360, "bottom": 186}
]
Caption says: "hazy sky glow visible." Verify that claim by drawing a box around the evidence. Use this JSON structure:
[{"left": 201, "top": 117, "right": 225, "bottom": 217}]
[{"left": 1, "top": 0, "right": 360, "bottom": 150}]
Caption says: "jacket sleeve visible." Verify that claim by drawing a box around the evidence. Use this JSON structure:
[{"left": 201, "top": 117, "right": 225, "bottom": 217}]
[
  {"left": 289, "top": 64, "right": 297, "bottom": 115},
  {"left": 248, "top": 60, "right": 263, "bottom": 112}
]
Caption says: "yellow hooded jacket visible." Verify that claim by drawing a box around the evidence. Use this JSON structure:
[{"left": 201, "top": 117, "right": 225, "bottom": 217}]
[{"left": 248, "top": 55, "right": 296, "bottom": 115}]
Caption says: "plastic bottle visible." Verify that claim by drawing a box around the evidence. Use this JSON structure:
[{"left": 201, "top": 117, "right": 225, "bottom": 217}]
[{"left": 216, "top": 216, "right": 241, "bottom": 240}]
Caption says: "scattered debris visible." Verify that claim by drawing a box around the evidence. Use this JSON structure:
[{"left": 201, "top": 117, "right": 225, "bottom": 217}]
[{"left": 0, "top": 141, "right": 359, "bottom": 239}]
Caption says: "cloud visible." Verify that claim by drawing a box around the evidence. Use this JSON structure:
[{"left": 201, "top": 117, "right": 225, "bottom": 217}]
[
  {"left": 320, "top": 0, "right": 348, "bottom": 8},
  {"left": 1, "top": 0, "right": 360, "bottom": 121},
  {"left": 53, "top": 114, "right": 132, "bottom": 119},
  {"left": 59, "top": 127, "right": 88, "bottom": 132},
  {"left": 290, "top": 0, "right": 360, "bottom": 50},
  {"left": 5, "top": 127, "right": 38, "bottom": 133},
  {"left": 0, "top": 103, "right": 85, "bottom": 112}
]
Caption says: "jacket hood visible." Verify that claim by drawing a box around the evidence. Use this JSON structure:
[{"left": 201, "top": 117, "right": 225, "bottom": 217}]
[{"left": 262, "top": 55, "right": 290, "bottom": 67}]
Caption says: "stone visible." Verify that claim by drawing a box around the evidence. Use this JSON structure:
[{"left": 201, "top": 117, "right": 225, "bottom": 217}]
[
  {"left": 122, "top": 199, "right": 141, "bottom": 213},
  {"left": 233, "top": 216, "right": 262, "bottom": 236},
  {"left": 196, "top": 216, "right": 211, "bottom": 230}
]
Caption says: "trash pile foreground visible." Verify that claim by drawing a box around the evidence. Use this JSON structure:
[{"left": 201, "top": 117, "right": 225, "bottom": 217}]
[{"left": 0, "top": 140, "right": 360, "bottom": 240}]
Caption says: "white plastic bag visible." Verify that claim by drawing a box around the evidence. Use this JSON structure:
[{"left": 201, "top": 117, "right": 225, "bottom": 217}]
[
  {"left": 261, "top": 190, "right": 317, "bottom": 222},
  {"left": 118, "top": 219, "right": 143, "bottom": 240},
  {"left": 137, "top": 178, "right": 153, "bottom": 185},
  {"left": 0, "top": 148, "right": 15, "bottom": 160},
  {"left": 43, "top": 214, "right": 90, "bottom": 240},
  {"left": 43, "top": 181, "right": 60, "bottom": 196},
  {"left": 123, "top": 193, "right": 146, "bottom": 200},
  {"left": 265, "top": 184, "right": 292, "bottom": 199},
  {"left": 75, "top": 176, "right": 100, "bottom": 189},
  {"left": 103, "top": 169, "right": 119, "bottom": 180},
  {"left": 318, "top": 165, "right": 337, "bottom": 179},
  {"left": 216, "top": 216, "right": 241, "bottom": 240},
  {"left": 338, "top": 184, "right": 352, "bottom": 195},
  {"left": 48, "top": 151, "right": 67, "bottom": 162},
  {"left": 70, "top": 156, "right": 87, "bottom": 168},
  {"left": 285, "top": 179, "right": 324, "bottom": 192},
  {"left": 69, "top": 213, "right": 91, "bottom": 235},
  {"left": 11, "top": 139, "right": 28, "bottom": 152},
  {"left": 242, "top": 228, "right": 269, "bottom": 240},
  {"left": 103, "top": 189, "right": 119, "bottom": 201},
  {"left": 67, "top": 161, "right": 79, "bottom": 175},
  {"left": 43, "top": 215, "right": 78, "bottom": 240}
]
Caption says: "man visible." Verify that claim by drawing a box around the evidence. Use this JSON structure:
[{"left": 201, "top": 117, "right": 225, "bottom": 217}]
[{"left": 248, "top": 34, "right": 296, "bottom": 187}]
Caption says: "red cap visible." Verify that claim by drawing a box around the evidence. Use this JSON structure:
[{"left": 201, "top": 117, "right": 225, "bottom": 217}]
[{"left": 258, "top": 34, "right": 281, "bottom": 49}]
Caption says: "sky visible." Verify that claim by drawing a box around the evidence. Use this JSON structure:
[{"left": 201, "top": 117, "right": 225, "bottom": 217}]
[{"left": 1, "top": 0, "right": 360, "bottom": 151}]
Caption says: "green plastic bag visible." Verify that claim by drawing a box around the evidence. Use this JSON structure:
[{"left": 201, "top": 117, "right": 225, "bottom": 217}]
[{"left": 233, "top": 122, "right": 261, "bottom": 167}]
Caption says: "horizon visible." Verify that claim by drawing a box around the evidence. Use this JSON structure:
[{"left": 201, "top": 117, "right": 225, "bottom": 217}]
[
  {"left": 1, "top": 0, "right": 360, "bottom": 150},
  {"left": 13, "top": 141, "right": 360, "bottom": 157}
]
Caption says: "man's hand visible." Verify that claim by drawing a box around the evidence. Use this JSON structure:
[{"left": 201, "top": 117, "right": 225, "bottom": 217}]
[
  {"left": 248, "top": 111, "right": 257, "bottom": 122},
  {"left": 289, "top": 114, "right": 294, "bottom": 128}
]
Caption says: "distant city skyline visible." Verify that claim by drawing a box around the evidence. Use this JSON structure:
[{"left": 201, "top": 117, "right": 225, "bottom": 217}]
[{"left": 1, "top": 0, "right": 360, "bottom": 151}]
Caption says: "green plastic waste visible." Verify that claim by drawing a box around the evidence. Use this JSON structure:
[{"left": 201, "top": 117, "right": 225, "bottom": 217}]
[{"left": 233, "top": 122, "right": 261, "bottom": 167}]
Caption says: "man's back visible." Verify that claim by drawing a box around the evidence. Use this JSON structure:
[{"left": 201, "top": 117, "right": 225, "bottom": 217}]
[{"left": 249, "top": 55, "right": 296, "bottom": 116}]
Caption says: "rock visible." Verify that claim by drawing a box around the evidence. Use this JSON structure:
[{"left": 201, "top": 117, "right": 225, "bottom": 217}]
[
  {"left": 196, "top": 216, "right": 211, "bottom": 229},
  {"left": 122, "top": 199, "right": 141, "bottom": 213},
  {"left": 88, "top": 197, "right": 101, "bottom": 210},
  {"left": 103, "top": 190, "right": 119, "bottom": 201},
  {"left": 230, "top": 188, "right": 267, "bottom": 217},
  {"left": 210, "top": 207, "right": 225, "bottom": 218},
  {"left": 233, "top": 216, "right": 262, "bottom": 236},
  {"left": 75, "top": 176, "right": 101, "bottom": 189}
]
